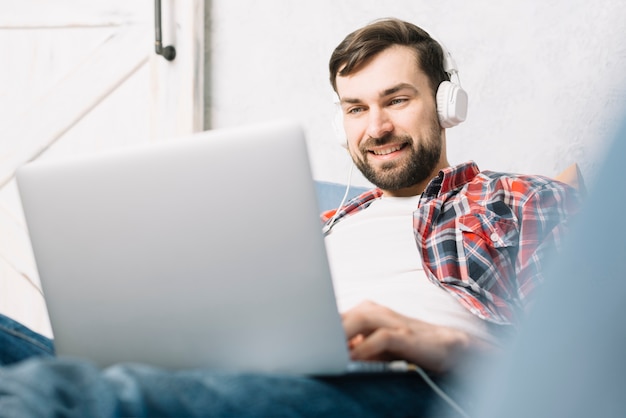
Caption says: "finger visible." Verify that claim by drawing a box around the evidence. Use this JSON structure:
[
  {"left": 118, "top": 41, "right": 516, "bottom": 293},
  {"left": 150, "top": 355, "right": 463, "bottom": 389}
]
[
  {"left": 347, "top": 334, "right": 364, "bottom": 349},
  {"left": 342, "top": 301, "right": 401, "bottom": 340},
  {"left": 349, "top": 327, "right": 401, "bottom": 361}
]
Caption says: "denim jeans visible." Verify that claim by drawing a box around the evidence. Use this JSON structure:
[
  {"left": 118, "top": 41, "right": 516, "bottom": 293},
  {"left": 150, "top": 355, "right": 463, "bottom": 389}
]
[
  {"left": 0, "top": 314, "right": 466, "bottom": 417},
  {"left": 0, "top": 313, "right": 55, "bottom": 365}
]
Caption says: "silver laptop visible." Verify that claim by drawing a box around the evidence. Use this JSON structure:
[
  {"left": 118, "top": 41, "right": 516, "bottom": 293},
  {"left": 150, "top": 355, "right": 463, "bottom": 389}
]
[{"left": 16, "top": 120, "right": 379, "bottom": 375}]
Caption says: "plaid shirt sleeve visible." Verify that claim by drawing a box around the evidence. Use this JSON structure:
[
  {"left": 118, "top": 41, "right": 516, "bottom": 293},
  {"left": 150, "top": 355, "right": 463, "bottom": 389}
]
[
  {"left": 415, "top": 164, "right": 581, "bottom": 326},
  {"left": 512, "top": 176, "right": 578, "bottom": 311}
]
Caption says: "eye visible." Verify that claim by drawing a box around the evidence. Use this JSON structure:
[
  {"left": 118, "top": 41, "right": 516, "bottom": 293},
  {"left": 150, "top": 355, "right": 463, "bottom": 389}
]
[
  {"left": 347, "top": 106, "right": 365, "bottom": 115},
  {"left": 389, "top": 97, "right": 408, "bottom": 106}
]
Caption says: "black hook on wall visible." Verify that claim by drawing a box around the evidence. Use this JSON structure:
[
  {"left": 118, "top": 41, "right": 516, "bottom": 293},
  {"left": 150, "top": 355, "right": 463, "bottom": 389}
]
[{"left": 154, "top": 0, "right": 176, "bottom": 61}]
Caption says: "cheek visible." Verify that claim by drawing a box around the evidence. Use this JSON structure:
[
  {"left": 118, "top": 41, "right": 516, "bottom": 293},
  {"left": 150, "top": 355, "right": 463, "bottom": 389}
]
[{"left": 399, "top": 106, "right": 439, "bottom": 136}]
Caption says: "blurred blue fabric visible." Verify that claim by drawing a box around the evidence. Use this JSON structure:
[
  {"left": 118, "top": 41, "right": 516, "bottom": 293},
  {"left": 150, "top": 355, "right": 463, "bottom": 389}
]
[{"left": 464, "top": 113, "right": 626, "bottom": 418}]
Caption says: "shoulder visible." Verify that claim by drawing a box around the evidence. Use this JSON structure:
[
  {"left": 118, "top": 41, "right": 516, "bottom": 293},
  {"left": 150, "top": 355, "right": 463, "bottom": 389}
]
[
  {"left": 467, "top": 170, "right": 581, "bottom": 218},
  {"left": 320, "top": 188, "right": 382, "bottom": 223},
  {"left": 471, "top": 169, "right": 576, "bottom": 197}
]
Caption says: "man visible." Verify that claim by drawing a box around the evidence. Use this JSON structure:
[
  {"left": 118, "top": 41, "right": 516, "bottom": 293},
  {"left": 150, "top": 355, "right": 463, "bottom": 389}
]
[
  {"left": 0, "top": 18, "right": 578, "bottom": 417},
  {"left": 325, "top": 17, "right": 577, "bottom": 375}
]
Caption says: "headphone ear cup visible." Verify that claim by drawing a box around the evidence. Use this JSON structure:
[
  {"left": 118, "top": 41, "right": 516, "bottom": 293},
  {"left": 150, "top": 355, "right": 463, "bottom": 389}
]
[
  {"left": 436, "top": 81, "right": 468, "bottom": 128},
  {"left": 333, "top": 105, "right": 348, "bottom": 149}
]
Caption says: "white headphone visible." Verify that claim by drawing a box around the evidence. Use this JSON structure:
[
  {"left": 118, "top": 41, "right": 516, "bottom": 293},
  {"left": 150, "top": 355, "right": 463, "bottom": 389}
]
[
  {"left": 333, "top": 40, "right": 468, "bottom": 148},
  {"left": 436, "top": 43, "right": 468, "bottom": 129}
]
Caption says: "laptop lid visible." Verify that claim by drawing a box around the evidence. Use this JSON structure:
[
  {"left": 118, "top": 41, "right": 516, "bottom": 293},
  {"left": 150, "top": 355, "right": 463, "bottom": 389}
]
[{"left": 16, "top": 120, "right": 350, "bottom": 375}]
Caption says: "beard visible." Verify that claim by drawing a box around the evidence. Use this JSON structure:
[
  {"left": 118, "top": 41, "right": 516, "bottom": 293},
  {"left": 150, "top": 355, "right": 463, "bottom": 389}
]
[{"left": 351, "top": 125, "right": 442, "bottom": 192}]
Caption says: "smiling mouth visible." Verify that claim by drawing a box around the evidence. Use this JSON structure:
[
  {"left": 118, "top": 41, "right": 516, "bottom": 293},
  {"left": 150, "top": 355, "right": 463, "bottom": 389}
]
[{"left": 369, "top": 143, "right": 407, "bottom": 156}]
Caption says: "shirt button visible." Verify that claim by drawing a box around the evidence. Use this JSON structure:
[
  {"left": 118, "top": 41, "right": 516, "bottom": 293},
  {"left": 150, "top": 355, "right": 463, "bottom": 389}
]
[{"left": 490, "top": 232, "right": 499, "bottom": 241}]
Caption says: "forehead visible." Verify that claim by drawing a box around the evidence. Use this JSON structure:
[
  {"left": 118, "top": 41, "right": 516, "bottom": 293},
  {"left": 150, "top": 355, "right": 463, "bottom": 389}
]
[{"left": 335, "top": 45, "right": 426, "bottom": 100}]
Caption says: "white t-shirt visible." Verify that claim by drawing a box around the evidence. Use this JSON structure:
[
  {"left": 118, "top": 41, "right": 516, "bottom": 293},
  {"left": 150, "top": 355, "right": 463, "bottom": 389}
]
[{"left": 324, "top": 195, "right": 496, "bottom": 343}]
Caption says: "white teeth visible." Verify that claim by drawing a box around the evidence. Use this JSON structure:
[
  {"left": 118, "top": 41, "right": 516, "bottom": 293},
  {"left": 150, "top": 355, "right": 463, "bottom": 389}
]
[{"left": 372, "top": 145, "right": 402, "bottom": 155}]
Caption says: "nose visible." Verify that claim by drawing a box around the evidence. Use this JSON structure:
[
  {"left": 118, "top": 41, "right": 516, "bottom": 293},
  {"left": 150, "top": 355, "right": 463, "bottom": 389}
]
[{"left": 365, "top": 108, "right": 393, "bottom": 139}]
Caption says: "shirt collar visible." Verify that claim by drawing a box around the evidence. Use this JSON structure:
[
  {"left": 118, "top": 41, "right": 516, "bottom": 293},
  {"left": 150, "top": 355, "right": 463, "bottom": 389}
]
[{"left": 423, "top": 161, "right": 480, "bottom": 198}]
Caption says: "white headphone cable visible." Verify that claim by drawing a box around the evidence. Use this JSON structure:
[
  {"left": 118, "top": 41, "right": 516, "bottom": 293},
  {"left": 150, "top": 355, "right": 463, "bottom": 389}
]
[
  {"left": 322, "top": 163, "right": 354, "bottom": 235},
  {"left": 387, "top": 361, "right": 471, "bottom": 418},
  {"left": 410, "top": 364, "right": 471, "bottom": 418}
]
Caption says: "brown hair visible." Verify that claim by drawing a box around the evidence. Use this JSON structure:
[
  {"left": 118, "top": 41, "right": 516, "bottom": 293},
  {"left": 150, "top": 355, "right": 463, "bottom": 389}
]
[{"left": 329, "top": 18, "right": 449, "bottom": 96}]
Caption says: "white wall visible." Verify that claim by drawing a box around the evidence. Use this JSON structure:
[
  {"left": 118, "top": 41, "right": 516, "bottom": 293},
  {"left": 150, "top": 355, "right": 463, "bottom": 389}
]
[{"left": 209, "top": 0, "right": 626, "bottom": 188}]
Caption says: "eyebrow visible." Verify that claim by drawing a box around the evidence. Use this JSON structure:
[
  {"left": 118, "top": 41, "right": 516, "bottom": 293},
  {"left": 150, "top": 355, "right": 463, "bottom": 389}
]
[{"left": 340, "top": 83, "right": 418, "bottom": 105}]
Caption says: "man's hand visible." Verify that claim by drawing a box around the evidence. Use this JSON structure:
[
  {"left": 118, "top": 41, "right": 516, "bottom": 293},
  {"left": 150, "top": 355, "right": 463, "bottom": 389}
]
[{"left": 342, "top": 301, "right": 492, "bottom": 374}]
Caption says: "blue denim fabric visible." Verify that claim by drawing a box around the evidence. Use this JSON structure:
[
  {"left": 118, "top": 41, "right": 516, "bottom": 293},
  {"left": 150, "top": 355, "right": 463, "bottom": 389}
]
[
  {"left": 0, "top": 313, "right": 54, "bottom": 366},
  {"left": 0, "top": 314, "right": 466, "bottom": 417}
]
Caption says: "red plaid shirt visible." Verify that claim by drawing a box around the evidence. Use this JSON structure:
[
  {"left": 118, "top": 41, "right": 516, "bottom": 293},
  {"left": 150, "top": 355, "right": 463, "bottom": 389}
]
[{"left": 322, "top": 161, "right": 579, "bottom": 326}]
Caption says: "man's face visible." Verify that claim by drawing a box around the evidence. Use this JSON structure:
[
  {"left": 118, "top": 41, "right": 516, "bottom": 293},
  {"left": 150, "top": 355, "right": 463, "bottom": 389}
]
[{"left": 335, "top": 45, "right": 444, "bottom": 196}]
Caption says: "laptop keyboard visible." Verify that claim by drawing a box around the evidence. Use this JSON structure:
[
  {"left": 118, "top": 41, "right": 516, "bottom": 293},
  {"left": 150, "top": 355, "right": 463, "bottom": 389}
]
[{"left": 346, "top": 360, "right": 411, "bottom": 373}]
